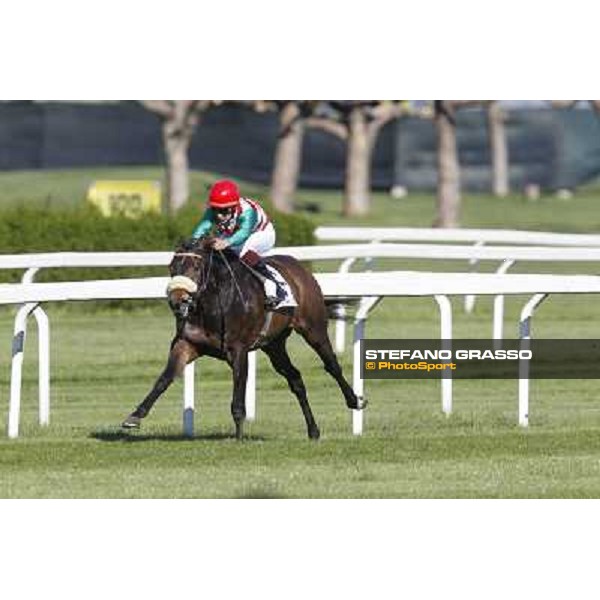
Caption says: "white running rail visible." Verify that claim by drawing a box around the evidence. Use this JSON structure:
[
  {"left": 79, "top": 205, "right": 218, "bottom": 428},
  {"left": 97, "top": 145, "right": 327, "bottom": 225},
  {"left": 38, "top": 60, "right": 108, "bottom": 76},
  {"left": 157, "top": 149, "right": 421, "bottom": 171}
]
[{"left": 3, "top": 270, "right": 600, "bottom": 438}]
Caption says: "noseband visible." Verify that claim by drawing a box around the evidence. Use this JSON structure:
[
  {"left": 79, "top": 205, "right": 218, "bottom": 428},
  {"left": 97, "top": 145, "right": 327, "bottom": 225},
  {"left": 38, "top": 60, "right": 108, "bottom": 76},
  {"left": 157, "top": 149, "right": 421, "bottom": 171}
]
[
  {"left": 166, "top": 252, "right": 202, "bottom": 310},
  {"left": 166, "top": 275, "right": 198, "bottom": 295}
]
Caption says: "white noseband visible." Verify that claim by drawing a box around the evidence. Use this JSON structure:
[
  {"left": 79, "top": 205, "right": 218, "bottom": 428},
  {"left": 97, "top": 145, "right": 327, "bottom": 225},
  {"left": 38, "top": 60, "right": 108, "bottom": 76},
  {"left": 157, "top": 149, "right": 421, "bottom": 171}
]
[{"left": 166, "top": 275, "right": 198, "bottom": 295}]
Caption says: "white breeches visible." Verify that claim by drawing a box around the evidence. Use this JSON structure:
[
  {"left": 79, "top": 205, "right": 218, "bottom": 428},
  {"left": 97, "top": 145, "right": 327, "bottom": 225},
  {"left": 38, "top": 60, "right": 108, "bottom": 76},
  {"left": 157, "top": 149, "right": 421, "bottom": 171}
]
[{"left": 230, "top": 222, "right": 276, "bottom": 258}]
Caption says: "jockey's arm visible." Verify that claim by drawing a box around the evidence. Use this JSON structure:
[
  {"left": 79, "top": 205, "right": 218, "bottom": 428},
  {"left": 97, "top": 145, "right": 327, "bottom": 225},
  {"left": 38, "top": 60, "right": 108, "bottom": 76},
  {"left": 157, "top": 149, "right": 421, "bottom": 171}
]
[
  {"left": 227, "top": 208, "right": 258, "bottom": 247},
  {"left": 191, "top": 208, "right": 215, "bottom": 239}
]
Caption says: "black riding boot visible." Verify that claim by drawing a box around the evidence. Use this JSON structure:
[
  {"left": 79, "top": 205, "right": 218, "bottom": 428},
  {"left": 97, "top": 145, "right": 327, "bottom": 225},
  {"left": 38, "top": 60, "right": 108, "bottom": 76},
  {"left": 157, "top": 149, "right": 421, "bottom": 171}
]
[{"left": 252, "top": 261, "right": 286, "bottom": 309}]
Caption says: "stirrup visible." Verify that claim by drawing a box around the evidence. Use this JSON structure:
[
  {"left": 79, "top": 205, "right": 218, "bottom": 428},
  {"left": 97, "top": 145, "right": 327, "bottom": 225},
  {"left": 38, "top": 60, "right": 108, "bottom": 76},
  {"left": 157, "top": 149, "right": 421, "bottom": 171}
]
[
  {"left": 264, "top": 285, "right": 286, "bottom": 310},
  {"left": 264, "top": 296, "right": 281, "bottom": 310}
]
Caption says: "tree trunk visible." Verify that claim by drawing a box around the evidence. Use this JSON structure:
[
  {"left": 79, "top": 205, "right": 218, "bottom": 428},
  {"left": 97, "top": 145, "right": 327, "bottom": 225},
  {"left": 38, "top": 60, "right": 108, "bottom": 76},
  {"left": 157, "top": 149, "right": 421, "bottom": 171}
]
[
  {"left": 270, "top": 102, "right": 304, "bottom": 213},
  {"left": 163, "top": 121, "right": 191, "bottom": 213},
  {"left": 344, "top": 107, "right": 371, "bottom": 216},
  {"left": 487, "top": 101, "right": 509, "bottom": 197},
  {"left": 434, "top": 101, "right": 461, "bottom": 228}
]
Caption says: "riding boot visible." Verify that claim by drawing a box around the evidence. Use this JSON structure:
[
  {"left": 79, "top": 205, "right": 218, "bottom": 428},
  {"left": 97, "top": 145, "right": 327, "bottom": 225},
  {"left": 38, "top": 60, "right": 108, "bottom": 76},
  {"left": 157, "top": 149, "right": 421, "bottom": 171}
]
[{"left": 252, "top": 261, "right": 286, "bottom": 309}]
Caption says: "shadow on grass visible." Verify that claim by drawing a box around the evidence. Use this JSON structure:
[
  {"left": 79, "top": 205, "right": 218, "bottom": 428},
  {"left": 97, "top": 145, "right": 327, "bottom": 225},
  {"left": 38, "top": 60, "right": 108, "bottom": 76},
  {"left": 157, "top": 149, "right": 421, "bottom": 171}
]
[
  {"left": 89, "top": 429, "right": 268, "bottom": 443},
  {"left": 236, "top": 484, "right": 288, "bottom": 499}
]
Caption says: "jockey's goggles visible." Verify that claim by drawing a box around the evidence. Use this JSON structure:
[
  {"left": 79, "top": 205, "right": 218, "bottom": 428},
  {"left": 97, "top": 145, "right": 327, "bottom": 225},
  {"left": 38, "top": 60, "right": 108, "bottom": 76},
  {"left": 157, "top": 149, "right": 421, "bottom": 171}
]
[{"left": 214, "top": 206, "right": 235, "bottom": 215}]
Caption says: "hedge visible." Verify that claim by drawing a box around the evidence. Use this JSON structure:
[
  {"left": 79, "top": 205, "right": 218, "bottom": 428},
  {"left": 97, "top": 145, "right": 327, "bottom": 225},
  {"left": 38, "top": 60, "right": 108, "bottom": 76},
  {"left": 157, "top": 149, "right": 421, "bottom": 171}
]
[{"left": 0, "top": 204, "right": 315, "bottom": 283}]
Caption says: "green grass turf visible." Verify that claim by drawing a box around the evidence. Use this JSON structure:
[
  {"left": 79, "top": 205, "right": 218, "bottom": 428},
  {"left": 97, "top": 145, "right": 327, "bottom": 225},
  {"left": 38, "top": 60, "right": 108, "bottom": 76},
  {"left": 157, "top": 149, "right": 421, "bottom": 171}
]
[
  {"left": 2, "top": 168, "right": 600, "bottom": 497},
  {"left": 2, "top": 165, "right": 600, "bottom": 233},
  {"left": 0, "top": 167, "right": 220, "bottom": 211},
  {"left": 2, "top": 293, "right": 600, "bottom": 498}
]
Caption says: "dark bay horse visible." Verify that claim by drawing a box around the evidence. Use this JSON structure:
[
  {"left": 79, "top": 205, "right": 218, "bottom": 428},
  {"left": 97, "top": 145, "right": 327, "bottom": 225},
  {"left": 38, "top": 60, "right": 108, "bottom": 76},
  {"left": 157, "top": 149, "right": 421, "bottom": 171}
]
[{"left": 122, "top": 237, "right": 361, "bottom": 439}]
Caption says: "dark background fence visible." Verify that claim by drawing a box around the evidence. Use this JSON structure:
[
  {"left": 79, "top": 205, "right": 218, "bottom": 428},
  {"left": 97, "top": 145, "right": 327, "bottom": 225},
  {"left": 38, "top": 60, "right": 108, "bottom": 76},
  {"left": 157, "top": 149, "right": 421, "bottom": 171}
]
[{"left": 1, "top": 101, "right": 599, "bottom": 192}]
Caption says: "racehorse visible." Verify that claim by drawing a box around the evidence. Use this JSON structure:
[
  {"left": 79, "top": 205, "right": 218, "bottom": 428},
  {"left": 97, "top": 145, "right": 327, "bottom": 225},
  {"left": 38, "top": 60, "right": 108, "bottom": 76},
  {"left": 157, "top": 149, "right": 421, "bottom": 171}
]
[{"left": 122, "top": 237, "right": 362, "bottom": 439}]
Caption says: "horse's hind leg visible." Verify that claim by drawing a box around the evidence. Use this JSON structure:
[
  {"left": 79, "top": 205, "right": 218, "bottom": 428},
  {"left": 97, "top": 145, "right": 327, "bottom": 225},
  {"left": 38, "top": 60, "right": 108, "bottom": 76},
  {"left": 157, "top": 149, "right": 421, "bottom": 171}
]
[
  {"left": 122, "top": 338, "right": 197, "bottom": 429},
  {"left": 262, "top": 332, "right": 320, "bottom": 440},
  {"left": 295, "top": 322, "right": 360, "bottom": 410}
]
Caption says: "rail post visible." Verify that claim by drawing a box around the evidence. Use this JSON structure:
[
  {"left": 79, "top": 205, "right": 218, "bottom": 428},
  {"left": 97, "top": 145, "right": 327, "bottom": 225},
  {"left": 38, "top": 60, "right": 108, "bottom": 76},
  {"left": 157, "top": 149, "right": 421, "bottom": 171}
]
[
  {"left": 464, "top": 241, "right": 485, "bottom": 313},
  {"left": 434, "top": 295, "right": 453, "bottom": 415},
  {"left": 492, "top": 259, "right": 516, "bottom": 348},
  {"left": 352, "top": 296, "right": 382, "bottom": 435},
  {"left": 183, "top": 363, "right": 195, "bottom": 437},
  {"left": 518, "top": 293, "right": 548, "bottom": 427},
  {"left": 335, "top": 257, "right": 357, "bottom": 353}
]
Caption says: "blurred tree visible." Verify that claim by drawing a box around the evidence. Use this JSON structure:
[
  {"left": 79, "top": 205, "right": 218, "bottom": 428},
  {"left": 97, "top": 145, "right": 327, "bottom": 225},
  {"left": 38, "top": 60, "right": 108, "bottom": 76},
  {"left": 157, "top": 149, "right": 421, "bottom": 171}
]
[
  {"left": 434, "top": 100, "right": 461, "bottom": 228},
  {"left": 433, "top": 100, "right": 489, "bottom": 227},
  {"left": 259, "top": 101, "right": 320, "bottom": 214},
  {"left": 486, "top": 101, "right": 509, "bottom": 197},
  {"left": 550, "top": 100, "right": 579, "bottom": 109},
  {"left": 270, "top": 101, "right": 304, "bottom": 213},
  {"left": 243, "top": 101, "right": 318, "bottom": 214},
  {"left": 306, "top": 101, "right": 410, "bottom": 216},
  {"left": 139, "top": 101, "right": 214, "bottom": 213}
]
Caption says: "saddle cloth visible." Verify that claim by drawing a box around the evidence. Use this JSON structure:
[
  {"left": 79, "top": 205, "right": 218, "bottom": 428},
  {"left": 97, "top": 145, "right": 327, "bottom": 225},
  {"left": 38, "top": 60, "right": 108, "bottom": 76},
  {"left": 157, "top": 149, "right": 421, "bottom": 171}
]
[{"left": 265, "top": 264, "right": 298, "bottom": 308}]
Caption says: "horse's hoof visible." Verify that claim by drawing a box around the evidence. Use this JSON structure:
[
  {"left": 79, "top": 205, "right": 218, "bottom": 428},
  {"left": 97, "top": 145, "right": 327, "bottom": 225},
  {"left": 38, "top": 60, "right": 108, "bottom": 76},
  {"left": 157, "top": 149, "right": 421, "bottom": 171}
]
[
  {"left": 348, "top": 396, "right": 367, "bottom": 410},
  {"left": 308, "top": 427, "right": 321, "bottom": 440},
  {"left": 121, "top": 415, "right": 141, "bottom": 429}
]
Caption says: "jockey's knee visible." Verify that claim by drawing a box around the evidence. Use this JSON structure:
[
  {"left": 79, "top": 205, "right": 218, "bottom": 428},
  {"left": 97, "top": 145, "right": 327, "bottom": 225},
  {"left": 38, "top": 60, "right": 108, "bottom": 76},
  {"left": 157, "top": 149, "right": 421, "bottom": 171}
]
[{"left": 241, "top": 250, "right": 261, "bottom": 267}]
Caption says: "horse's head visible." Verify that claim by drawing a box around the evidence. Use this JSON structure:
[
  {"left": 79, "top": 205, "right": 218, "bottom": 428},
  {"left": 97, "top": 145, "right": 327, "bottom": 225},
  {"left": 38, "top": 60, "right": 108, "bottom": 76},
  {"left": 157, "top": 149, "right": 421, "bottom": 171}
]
[{"left": 166, "top": 238, "right": 213, "bottom": 320}]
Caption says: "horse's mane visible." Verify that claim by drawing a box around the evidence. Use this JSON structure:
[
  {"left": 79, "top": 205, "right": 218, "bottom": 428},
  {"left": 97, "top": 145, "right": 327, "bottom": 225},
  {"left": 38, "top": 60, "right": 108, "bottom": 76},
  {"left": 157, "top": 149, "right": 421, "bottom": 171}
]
[
  {"left": 175, "top": 237, "right": 210, "bottom": 254},
  {"left": 175, "top": 236, "right": 241, "bottom": 266}
]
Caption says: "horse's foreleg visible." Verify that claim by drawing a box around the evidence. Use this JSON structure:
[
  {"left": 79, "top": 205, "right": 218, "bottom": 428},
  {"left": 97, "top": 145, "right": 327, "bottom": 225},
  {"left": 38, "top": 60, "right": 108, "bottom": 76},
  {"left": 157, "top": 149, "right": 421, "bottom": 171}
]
[
  {"left": 228, "top": 347, "right": 249, "bottom": 440},
  {"left": 122, "top": 338, "right": 197, "bottom": 429},
  {"left": 262, "top": 334, "right": 320, "bottom": 440}
]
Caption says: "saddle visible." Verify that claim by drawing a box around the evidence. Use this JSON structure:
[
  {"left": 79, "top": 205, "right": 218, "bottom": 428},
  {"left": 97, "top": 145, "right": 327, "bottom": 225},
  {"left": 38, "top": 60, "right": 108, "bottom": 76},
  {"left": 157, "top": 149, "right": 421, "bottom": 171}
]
[
  {"left": 248, "top": 260, "right": 297, "bottom": 311},
  {"left": 264, "top": 263, "right": 297, "bottom": 309},
  {"left": 246, "top": 262, "right": 297, "bottom": 346}
]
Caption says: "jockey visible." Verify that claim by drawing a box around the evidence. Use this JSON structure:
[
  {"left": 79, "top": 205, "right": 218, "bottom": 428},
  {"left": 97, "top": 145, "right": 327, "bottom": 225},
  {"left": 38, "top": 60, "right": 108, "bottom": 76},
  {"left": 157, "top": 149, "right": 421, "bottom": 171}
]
[{"left": 191, "top": 179, "right": 286, "bottom": 309}]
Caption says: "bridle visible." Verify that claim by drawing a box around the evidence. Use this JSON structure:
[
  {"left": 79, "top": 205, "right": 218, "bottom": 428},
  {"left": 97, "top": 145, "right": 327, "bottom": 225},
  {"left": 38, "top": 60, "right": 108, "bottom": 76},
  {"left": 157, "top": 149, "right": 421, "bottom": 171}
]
[
  {"left": 171, "top": 250, "right": 213, "bottom": 294},
  {"left": 168, "top": 251, "right": 210, "bottom": 318},
  {"left": 168, "top": 245, "right": 248, "bottom": 318}
]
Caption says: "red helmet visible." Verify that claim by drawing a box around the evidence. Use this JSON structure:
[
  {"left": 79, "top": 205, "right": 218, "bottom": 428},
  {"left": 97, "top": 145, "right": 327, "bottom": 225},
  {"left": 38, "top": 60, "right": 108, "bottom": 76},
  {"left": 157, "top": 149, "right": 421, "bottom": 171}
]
[{"left": 208, "top": 180, "right": 240, "bottom": 209}]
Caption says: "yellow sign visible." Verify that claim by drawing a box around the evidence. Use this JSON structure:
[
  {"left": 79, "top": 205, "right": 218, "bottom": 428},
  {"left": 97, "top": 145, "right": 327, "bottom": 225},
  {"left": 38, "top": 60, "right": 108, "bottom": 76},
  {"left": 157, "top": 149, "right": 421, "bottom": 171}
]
[{"left": 87, "top": 180, "right": 162, "bottom": 218}]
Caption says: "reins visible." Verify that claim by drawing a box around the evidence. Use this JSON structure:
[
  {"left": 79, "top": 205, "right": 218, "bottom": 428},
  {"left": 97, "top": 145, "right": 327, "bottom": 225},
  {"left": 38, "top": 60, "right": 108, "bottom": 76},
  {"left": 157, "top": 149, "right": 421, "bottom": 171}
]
[
  {"left": 216, "top": 250, "right": 248, "bottom": 309},
  {"left": 198, "top": 249, "right": 213, "bottom": 294},
  {"left": 173, "top": 247, "right": 248, "bottom": 310}
]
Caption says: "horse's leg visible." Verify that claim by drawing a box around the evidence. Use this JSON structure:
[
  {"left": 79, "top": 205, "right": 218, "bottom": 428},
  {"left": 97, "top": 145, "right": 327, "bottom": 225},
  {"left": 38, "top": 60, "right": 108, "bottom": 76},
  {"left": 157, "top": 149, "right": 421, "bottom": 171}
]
[
  {"left": 262, "top": 333, "right": 320, "bottom": 440},
  {"left": 295, "top": 322, "right": 361, "bottom": 410},
  {"left": 228, "top": 346, "right": 249, "bottom": 440},
  {"left": 122, "top": 338, "right": 198, "bottom": 429}
]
